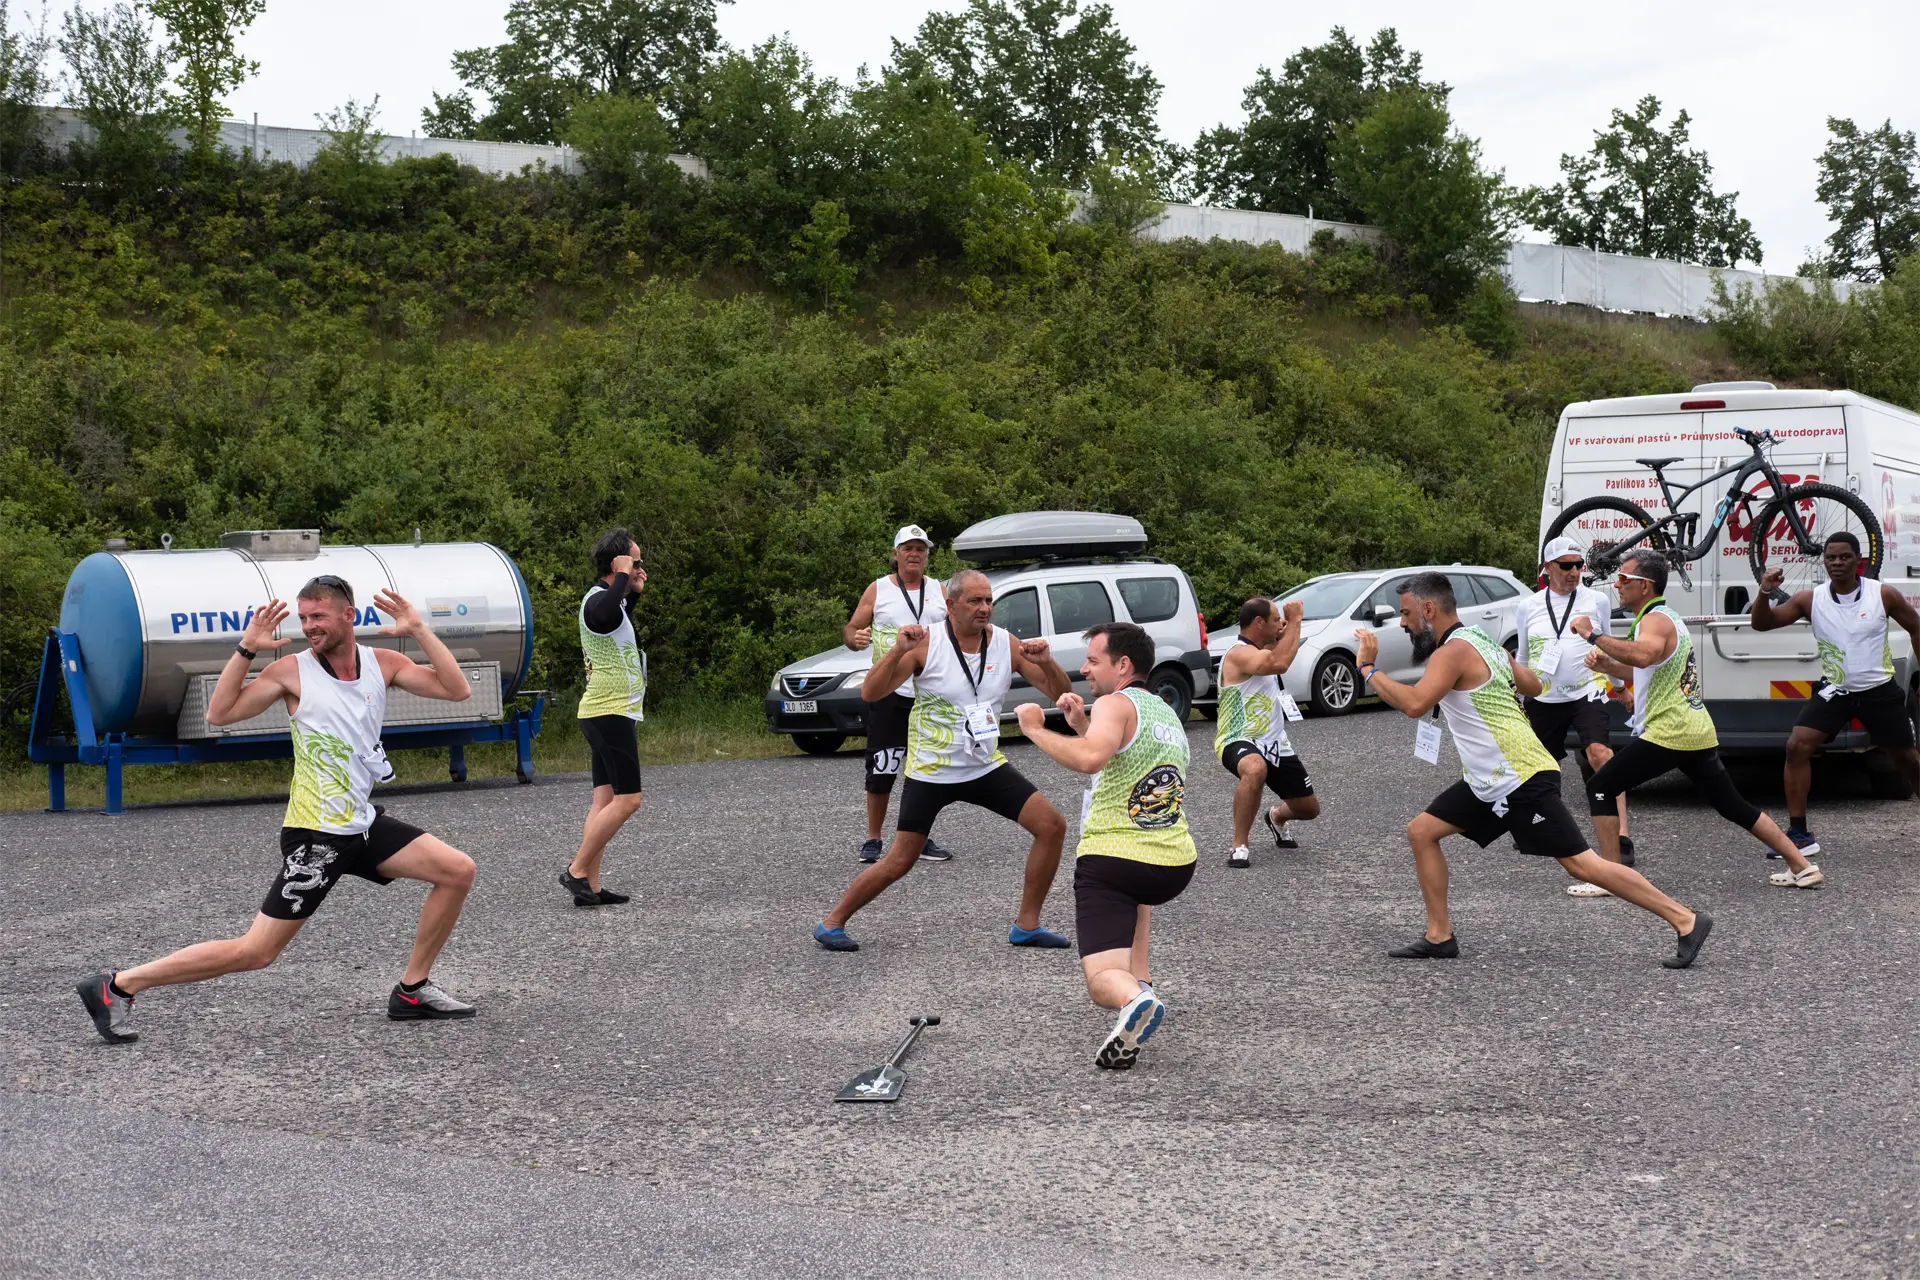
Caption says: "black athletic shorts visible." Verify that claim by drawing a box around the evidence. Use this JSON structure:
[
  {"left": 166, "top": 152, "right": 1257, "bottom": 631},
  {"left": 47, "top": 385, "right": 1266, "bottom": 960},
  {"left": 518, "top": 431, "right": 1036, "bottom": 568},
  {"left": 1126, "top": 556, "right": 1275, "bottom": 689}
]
[
  {"left": 581, "top": 714, "right": 643, "bottom": 795},
  {"left": 1795, "top": 680, "right": 1915, "bottom": 746},
  {"left": 864, "top": 693, "right": 913, "bottom": 795},
  {"left": 1525, "top": 697, "right": 1612, "bottom": 761},
  {"left": 896, "top": 765, "right": 1039, "bottom": 835},
  {"left": 1423, "top": 772, "right": 1588, "bottom": 858},
  {"left": 1218, "top": 740, "right": 1315, "bottom": 799},
  {"left": 1586, "top": 738, "right": 1763, "bottom": 829},
  {"left": 1074, "top": 855, "right": 1196, "bottom": 956},
  {"left": 263, "top": 810, "right": 425, "bottom": 920}
]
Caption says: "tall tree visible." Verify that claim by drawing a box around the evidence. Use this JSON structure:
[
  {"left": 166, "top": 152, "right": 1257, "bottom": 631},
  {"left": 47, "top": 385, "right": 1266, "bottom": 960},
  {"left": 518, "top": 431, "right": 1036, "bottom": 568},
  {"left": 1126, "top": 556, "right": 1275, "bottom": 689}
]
[
  {"left": 1, "top": 0, "right": 52, "bottom": 172},
  {"left": 888, "top": 0, "right": 1162, "bottom": 188},
  {"left": 58, "top": 1, "right": 176, "bottom": 179},
  {"left": 1519, "top": 95, "right": 1761, "bottom": 267},
  {"left": 1810, "top": 117, "right": 1918, "bottom": 282},
  {"left": 422, "top": 0, "right": 727, "bottom": 144},
  {"left": 1190, "top": 27, "right": 1438, "bottom": 220},
  {"left": 146, "top": 0, "right": 265, "bottom": 159}
]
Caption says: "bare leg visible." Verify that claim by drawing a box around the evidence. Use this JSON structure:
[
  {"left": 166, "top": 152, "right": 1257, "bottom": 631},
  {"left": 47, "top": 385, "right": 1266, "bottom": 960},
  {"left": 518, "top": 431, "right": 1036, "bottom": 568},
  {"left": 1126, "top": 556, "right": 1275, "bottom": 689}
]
[
  {"left": 1012, "top": 793, "right": 1068, "bottom": 931},
  {"left": 376, "top": 835, "right": 478, "bottom": 985},
  {"left": 1592, "top": 812, "right": 1624, "bottom": 863},
  {"left": 1130, "top": 904, "right": 1151, "bottom": 986},
  {"left": 115, "top": 914, "right": 305, "bottom": 995},
  {"left": 1559, "top": 851, "right": 1695, "bottom": 933},
  {"left": 1783, "top": 727, "right": 1823, "bottom": 826},
  {"left": 1231, "top": 756, "right": 1267, "bottom": 847},
  {"left": 824, "top": 830, "right": 927, "bottom": 929},
  {"left": 864, "top": 790, "right": 889, "bottom": 842},
  {"left": 1752, "top": 813, "right": 1814, "bottom": 873},
  {"left": 1272, "top": 794, "right": 1321, "bottom": 825},
  {"left": 572, "top": 790, "right": 643, "bottom": 890},
  {"left": 1405, "top": 813, "right": 1456, "bottom": 943},
  {"left": 1084, "top": 951, "right": 1143, "bottom": 1009}
]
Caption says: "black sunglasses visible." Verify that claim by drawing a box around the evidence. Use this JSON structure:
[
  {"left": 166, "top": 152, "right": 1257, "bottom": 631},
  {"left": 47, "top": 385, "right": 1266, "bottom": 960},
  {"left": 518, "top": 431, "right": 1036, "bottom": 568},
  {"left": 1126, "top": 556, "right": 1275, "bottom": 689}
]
[
  {"left": 1551, "top": 559, "right": 1586, "bottom": 571},
  {"left": 302, "top": 574, "right": 355, "bottom": 605}
]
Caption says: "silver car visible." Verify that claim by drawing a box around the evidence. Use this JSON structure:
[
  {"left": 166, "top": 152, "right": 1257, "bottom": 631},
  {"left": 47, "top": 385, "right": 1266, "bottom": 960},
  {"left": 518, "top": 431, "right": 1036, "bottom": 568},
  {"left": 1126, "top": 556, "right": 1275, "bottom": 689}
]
[{"left": 1197, "top": 564, "right": 1530, "bottom": 717}]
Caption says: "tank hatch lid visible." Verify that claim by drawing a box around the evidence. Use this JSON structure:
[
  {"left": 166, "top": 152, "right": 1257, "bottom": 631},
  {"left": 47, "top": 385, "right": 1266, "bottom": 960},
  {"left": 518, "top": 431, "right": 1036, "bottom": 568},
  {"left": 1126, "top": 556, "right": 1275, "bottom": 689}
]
[
  {"left": 953, "top": 511, "right": 1147, "bottom": 564},
  {"left": 221, "top": 529, "right": 322, "bottom": 560}
]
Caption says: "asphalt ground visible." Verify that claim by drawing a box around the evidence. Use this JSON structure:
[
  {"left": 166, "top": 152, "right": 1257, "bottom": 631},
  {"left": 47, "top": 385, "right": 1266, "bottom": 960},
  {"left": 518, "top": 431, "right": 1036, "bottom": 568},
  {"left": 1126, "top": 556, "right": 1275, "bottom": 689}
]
[{"left": 3, "top": 707, "right": 1918, "bottom": 1278}]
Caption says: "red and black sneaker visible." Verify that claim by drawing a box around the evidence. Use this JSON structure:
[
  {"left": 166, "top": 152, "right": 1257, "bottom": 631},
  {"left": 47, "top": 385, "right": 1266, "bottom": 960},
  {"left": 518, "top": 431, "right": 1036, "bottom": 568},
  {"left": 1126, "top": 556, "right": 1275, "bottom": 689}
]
[
  {"left": 387, "top": 980, "right": 477, "bottom": 1020},
  {"left": 76, "top": 970, "right": 138, "bottom": 1043}
]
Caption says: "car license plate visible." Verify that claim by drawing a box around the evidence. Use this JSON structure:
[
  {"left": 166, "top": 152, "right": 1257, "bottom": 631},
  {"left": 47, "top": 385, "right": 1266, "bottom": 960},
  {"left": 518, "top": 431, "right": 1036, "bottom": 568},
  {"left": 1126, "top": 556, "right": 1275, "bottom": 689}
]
[{"left": 782, "top": 700, "right": 818, "bottom": 714}]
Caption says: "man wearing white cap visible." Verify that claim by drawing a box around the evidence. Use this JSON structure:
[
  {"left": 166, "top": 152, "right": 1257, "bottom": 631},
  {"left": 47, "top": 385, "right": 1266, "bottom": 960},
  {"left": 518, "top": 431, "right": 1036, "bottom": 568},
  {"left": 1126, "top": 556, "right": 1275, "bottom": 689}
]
[
  {"left": 1516, "top": 536, "right": 1634, "bottom": 897},
  {"left": 843, "top": 525, "right": 953, "bottom": 863}
]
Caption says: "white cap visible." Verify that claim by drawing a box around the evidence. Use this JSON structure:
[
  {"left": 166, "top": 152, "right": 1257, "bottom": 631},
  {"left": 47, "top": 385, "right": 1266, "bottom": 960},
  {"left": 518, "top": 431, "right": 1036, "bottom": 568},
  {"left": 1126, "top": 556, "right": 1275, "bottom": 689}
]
[
  {"left": 1541, "top": 535, "right": 1585, "bottom": 564},
  {"left": 893, "top": 524, "right": 931, "bottom": 548}
]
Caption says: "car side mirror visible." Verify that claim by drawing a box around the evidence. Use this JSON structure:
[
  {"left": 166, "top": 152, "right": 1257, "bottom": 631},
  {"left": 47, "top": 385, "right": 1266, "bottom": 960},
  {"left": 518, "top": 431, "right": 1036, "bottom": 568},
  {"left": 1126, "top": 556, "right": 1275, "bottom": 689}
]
[{"left": 1372, "top": 604, "right": 1396, "bottom": 625}]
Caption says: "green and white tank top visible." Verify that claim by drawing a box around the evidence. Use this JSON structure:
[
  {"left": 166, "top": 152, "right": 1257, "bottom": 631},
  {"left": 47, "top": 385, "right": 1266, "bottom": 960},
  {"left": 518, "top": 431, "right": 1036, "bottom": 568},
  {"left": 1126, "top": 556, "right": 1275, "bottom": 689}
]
[
  {"left": 1213, "top": 644, "right": 1293, "bottom": 762},
  {"left": 1436, "top": 627, "right": 1558, "bottom": 804},
  {"left": 578, "top": 585, "right": 646, "bottom": 721},
  {"left": 870, "top": 574, "right": 948, "bottom": 699},
  {"left": 285, "top": 645, "right": 390, "bottom": 834},
  {"left": 1079, "top": 688, "right": 1197, "bottom": 868},
  {"left": 1629, "top": 601, "right": 1717, "bottom": 750},
  {"left": 906, "top": 623, "right": 1011, "bottom": 783},
  {"left": 1809, "top": 581, "right": 1894, "bottom": 693}
]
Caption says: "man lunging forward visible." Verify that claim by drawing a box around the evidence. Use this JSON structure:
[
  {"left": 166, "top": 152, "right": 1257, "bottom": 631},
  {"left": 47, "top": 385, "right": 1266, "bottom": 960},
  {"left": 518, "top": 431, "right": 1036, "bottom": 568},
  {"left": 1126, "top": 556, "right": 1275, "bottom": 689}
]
[
  {"left": 78, "top": 578, "right": 480, "bottom": 1043},
  {"left": 1751, "top": 532, "right": 1920, "bottom": 860},
  {"left": 1576, "top": 552, "right": 1825, "bottom": 888},
  {"left": 1215, "top": 596, "right": 1321, "bottom": 868},
  {"left": 1357, "top": 572, "right": 1712, "bottom": 968},
  {"left": 1017, "top": 622, "right": 1197, "bottom": 1070},
  {"left": 814, "top": 570, "right": 1074, "bottom": 952},
  {"left": 561, "top": 527, "right": 648, "bottom": 907}
]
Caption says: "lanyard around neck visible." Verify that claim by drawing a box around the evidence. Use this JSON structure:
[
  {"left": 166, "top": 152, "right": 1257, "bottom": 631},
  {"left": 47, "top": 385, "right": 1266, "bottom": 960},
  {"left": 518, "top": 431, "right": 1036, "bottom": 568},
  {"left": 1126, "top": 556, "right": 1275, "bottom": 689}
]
[
  {"left": 1543, "top": 588, "right": 1577, "bottom": 639},
  {"left": 892, "top": 573, "right": 927, "bottom": 624},
  {"left": 946, "top": 618, "right": 989, "bottom": 698}
]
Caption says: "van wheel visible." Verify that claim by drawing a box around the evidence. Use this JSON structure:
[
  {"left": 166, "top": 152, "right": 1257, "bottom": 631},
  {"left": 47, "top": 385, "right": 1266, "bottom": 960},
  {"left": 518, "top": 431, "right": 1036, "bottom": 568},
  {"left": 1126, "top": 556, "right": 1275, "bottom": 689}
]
[
  {"left": 1148, "top": 667, "right": 1193, "bottom": 721},
  {"left": 1312, "top": 653, "right": 1360, "bottom": 715},
  {"left": 794, "top": 733, "right": 847, "bottom": 756}
]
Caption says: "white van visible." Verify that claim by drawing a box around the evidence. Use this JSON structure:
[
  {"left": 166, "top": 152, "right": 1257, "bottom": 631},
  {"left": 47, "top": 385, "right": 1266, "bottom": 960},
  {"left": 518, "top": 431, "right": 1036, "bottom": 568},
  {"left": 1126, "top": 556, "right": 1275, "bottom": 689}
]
[{"left": 1537, "top": 383, "right": 1919, "bottom": 780}]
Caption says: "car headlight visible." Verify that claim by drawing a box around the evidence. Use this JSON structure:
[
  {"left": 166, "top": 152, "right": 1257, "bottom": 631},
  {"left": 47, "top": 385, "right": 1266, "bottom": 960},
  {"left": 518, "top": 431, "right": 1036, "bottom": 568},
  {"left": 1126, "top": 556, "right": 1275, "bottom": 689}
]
[{"left": 769, "top": 672, "right": 783, "bottom": 693}]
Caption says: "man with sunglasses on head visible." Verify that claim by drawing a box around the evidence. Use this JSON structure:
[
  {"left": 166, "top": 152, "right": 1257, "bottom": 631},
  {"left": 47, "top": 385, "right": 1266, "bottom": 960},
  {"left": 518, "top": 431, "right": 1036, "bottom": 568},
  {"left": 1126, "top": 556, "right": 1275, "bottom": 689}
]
[
  {"left": 1517, "top": 537, "right": 1635, "bottom": 898},
  {"left": 1576, "top": 552, "right": 1825, "bottom": 888},
  {"left": 561, "top": 528, "right": 649, "bottom": 907},
  {"left": 1750, "top": 531, "right": 1920, "bottom": 862},
  {"left": 77, "top": 575, "right": 481, "bottom": 1043}
]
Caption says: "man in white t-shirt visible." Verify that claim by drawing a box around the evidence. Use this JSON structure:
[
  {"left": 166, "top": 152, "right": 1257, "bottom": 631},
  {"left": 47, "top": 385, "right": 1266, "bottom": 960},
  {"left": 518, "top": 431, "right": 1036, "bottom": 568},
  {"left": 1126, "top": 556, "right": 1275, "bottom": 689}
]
[{"left": 1517, "top": 537, "right": 1634, "bottom": 897}]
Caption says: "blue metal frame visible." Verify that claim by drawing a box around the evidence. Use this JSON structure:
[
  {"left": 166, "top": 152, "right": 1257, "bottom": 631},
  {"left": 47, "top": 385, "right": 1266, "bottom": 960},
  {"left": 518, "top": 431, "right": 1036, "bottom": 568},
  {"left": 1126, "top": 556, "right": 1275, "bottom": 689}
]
[{"left": 28, "top": 629, "right": 545, "bottom": 815}]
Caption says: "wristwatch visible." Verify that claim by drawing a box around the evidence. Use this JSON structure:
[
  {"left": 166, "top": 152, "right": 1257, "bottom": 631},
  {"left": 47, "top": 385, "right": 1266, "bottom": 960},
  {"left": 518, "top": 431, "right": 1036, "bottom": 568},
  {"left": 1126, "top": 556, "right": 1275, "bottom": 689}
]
[{"left": 234, "top": 644, "right": 257, "bottom": 660}]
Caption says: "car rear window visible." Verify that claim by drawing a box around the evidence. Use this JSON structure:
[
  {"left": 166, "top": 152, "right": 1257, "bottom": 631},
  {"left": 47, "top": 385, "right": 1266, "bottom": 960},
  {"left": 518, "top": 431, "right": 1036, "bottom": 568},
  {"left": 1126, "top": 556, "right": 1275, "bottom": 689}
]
[
  {"left": 1117, "top": 577, "right": 1180, "bottom": 624},
  {"left": 1047, "top": 582, "right": 1115, "bottom": 634},
  {"left": 1474, "top": 575, "right": 1519, "bottom": 601},
  {"left": 993, "top": 587, "right": 1041, "bottom": 639}
]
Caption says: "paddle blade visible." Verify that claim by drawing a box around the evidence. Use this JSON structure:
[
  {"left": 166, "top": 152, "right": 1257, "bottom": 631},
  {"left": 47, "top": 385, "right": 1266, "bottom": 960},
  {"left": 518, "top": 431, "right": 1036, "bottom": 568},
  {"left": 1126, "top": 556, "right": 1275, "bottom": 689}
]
[{"left": 834, "top": 1063, "right": 906, "bottom": 1103}]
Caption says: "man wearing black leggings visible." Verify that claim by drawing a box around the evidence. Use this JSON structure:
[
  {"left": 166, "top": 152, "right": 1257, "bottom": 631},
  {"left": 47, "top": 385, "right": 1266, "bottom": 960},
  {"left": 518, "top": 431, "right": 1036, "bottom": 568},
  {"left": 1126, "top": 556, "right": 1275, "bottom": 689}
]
[{"left": 1576, "top": 552, "right": 1825, "bottom": 888}]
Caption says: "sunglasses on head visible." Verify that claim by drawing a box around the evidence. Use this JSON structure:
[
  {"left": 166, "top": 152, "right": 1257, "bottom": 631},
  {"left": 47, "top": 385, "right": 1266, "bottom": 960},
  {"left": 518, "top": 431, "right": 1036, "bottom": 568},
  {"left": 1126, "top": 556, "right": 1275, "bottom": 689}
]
[
  {"left": 1551, "top": 559, "right": 1585, "bottom": 571},
  {"left": 302, "top": 574, "right": 355, "bottom": 605}
]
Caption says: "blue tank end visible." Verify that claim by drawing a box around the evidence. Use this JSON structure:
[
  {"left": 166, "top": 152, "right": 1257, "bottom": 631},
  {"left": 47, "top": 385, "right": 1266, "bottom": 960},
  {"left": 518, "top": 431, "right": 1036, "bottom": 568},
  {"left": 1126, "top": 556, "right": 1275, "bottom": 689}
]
[{"left": 59, "top": 553, "right": 144, "bottom": 734}]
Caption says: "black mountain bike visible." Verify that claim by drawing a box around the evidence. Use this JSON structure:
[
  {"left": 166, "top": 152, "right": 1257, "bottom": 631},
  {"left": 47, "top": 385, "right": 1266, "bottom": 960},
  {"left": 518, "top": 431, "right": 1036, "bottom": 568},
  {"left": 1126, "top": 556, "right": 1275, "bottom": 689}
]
[{"left": 1542, "top": 426, "right": 1883, "bottom": 593}]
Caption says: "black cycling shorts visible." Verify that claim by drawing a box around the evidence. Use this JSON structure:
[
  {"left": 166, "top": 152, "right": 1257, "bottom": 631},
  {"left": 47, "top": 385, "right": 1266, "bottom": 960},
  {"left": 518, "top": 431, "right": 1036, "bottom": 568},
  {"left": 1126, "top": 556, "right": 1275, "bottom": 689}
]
[
  {"left": 581, "top": 714, "right": 643, "bottom": 795},
  {"left": 896, "top": 765, "right": 1039, "bottom": 835},
  {"left": 1423, "top": 772, "right": 1588, "bottom": 859},
  {"left": 1218, "top": 740, "right": 1314, "bottom": 799},
  {"left": 263, "top": 810, "right": 425, "bottom": 920},
  {"left": 1794, "top": 680, "right": 1915, "bottom": 747},
  {"left": 1074, "top": 855, "right": 1196, "bottom": 956},
  {"left": 1586, "top": 738, "right": 1763, "bottom": 829},
  {"left": 864, "top": 693, "right": 913, "bottom": 795},
  {"left": 1525, "top": 697, "right": 1613, "bottom": 764}
]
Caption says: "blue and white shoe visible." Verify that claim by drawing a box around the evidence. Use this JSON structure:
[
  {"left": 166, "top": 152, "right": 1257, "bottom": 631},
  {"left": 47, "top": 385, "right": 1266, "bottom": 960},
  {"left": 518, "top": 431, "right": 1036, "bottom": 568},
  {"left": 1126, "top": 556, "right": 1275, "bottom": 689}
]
[
  {"left": 919, "top": 839, "right": 954, "bottom": 863},
  {"left": 1772, "top": 828, "right": 1820, "bottom": 860},
  {"left": 1094, "top": 989, "right": 1165, "bottom": 1070},
  {"left": 858, "top": 838, "right": 883, "bottom": 863},
  {"left": 813, "top": 923, "right": 860, "bottom": 952}
]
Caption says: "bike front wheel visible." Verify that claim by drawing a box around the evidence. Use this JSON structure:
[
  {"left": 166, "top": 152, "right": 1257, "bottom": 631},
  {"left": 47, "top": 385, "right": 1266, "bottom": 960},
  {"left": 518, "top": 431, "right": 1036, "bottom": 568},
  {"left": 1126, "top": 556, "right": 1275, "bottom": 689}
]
[
  {"left": 1747, "top": 482, "right": 1884, "bottom": 590},
  {"left": 1544, "top": 496, "right": 1672, "bottom": 579}
]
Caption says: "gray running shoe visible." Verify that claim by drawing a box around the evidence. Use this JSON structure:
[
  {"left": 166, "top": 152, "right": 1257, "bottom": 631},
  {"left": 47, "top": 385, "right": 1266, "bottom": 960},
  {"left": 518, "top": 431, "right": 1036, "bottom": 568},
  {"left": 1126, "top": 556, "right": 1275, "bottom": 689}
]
[
  {"left": 76, "top": 971, "right": 137, "bottom": 1043},
  {"left": 388, "top": 980, "right": 477, "bottom": 1020}
]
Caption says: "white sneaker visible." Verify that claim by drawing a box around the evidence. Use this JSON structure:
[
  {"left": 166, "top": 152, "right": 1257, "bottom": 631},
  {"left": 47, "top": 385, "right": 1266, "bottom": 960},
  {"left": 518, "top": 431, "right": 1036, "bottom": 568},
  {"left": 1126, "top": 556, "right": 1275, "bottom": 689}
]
[
  {"left": 1094, "top": 990, "right": 1165, "bottom": 1070},
  {"left": 1226, "top": 845, "right": 1251, "bottom": 869},
  {"left": 1566, "top": 882, "right": 1613, "bottom": 898},
  {"left": 1768, "top": 863, "right": 1825, "bottom": 889}
]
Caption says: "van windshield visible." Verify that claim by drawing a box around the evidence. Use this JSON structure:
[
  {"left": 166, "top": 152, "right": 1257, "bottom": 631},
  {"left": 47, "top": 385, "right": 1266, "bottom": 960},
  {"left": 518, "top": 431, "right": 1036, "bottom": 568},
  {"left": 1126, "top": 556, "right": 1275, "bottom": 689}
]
[{"left": 1277, "top": 574, "right": 1375, "bottom": 621}]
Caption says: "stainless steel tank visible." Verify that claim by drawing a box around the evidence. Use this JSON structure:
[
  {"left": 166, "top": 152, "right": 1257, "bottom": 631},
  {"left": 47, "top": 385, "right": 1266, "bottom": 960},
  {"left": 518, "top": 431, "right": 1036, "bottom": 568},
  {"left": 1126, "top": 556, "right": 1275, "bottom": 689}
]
[{"left": 58, "top": 533, "right": 534, "bottom": 735}]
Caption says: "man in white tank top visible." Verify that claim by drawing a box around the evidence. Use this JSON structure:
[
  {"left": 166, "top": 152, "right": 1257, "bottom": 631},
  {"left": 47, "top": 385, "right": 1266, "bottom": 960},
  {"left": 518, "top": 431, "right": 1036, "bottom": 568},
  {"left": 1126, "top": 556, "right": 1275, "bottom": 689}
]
[
  {"left": 1214, "top": 596, "right": 1322, "bottom": 867},
  {"left": 1355, "top": 572, "right": 1714, "bottom": 969},
  {"left": 76, "top": 576, "right": 483, "bottom": 1044},
  {"left": 842, "top": 525, "right": 953, "bottom": 864},
  {"left": 815, "top": 569, "right": 1075, "bottom": 953},
  {"left": 1751, "top": 531, "right": 1920, "bottom": 856}
]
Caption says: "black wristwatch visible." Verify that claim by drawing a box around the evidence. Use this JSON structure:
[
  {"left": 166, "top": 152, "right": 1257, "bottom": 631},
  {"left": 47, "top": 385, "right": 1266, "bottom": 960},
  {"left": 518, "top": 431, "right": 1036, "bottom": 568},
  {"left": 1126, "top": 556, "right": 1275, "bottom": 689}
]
[{"left": 234, "top": 644, "right": 257, "bottom": 660}]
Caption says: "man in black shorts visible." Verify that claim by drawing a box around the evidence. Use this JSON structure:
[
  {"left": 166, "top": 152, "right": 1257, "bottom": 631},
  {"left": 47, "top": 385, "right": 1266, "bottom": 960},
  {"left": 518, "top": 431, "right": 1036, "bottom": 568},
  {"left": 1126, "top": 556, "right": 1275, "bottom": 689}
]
[
  {"left": 813, "top": 570, "right": 1073, "bottom": 952},
  {"left": 1751, "top": 532, "right": 1920, "bottom": 857},
  {"left": 1213, "top": 597, "right": 1321, "bottom": 867},
  {"left": 76, "top": 580, "right": 481, "bottom": 1043},
  {"left": 563, "top": 528, "right": 649, "bottom": 906},
  {"left": 1355, "top": 572, "right": 1712, "bottom": 968}
]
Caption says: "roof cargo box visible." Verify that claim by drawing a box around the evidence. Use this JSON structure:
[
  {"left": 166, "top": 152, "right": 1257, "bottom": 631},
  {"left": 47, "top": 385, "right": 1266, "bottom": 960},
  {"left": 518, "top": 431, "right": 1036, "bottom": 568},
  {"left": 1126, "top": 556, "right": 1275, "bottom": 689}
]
[{"left": 953, "top": 511, "right": 1148, "bottom": 564}]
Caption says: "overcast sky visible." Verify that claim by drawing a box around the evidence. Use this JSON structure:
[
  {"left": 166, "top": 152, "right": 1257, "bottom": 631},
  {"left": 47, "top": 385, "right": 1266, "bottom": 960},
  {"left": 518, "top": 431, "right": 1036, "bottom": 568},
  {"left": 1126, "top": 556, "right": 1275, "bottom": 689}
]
[{"left": 204, "top": 0, "right": 1918, "bottom": 273}]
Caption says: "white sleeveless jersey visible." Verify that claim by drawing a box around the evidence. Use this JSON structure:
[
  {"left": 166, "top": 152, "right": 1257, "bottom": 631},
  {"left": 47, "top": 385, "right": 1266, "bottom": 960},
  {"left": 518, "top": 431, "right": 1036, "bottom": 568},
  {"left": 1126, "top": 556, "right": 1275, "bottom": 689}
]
[
  {"left": 1515, "top": 585, "right": 1610, "bottom": 703},
  {"left": 870, "top": 575, "right": 948, "bottom": 699},
  {"left": 1436, "top": 628, "right": 1558, "bottom": 804},
  {"left": 284, "top": 645, "right": 391, "bottom": 834},
  {"left": 906, "top": 624, "right": 1012, "bottom": 783},
  {"left": 1809, "top": 581, "right": 1894, "bottom": 694},
  {"left": 1212, "top": 645, "right": 1293, "bottom": 762}
]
